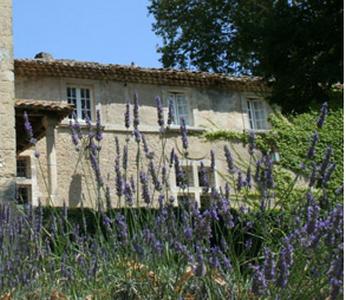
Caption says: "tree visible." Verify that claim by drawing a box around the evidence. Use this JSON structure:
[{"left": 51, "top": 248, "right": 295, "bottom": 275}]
[{"left": 148, "top": 0, "right": 343, "bottom": 113}]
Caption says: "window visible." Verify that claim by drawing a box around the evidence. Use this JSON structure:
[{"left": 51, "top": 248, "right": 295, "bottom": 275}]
[
  {"left": 168, "top": 93, "right": 192, "bottom": 126},
  {"left": 67, "top": 87, "right": 92, "bottom": 120},
  {"left": 16, "top": 185, "right": 31, "bottom": 205},
  {"left": 174, "top": 161, "right": 217, "bottom": 208},
  {"left": 247, "top": 99, "right": 268, "bottom": 130},
  {"left": 16, "top": 157, "right": 31, "bottom": 178}
]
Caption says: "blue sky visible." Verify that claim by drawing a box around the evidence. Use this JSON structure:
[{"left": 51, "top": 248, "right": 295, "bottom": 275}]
[{"left": 13, "top": 0, "right": 162, "bottom": 68}]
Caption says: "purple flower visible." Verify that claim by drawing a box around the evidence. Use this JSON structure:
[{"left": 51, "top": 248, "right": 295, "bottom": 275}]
[
  {"left": 210, "top": 150, "right": 215, "bottom": 171},
  {"left": 115, "top": 213, "right": 128, "bottom": 243},
  {"left": 155, "top": 96, "right": 164, "bottom": 128},
  {"left": 307, "top": 131, "right": 319, "bottom": 159},
  {"left": 95, "top": 110, "right": 103, "bottom": 142},
  {"left": 317, "top": 102, "right": 328, "bottom": 128},
  {"left": 122, "top": 145, "right": 128, "bottom": 171},
  {"left": 23, "top": 112, "right": 35, "bottom": 143},
  {"left": 276, "top": 252, "right": 289, "bottom": 288},
  {"left": 322, "top": 163, "right": 336, "bottom": 187},
  {"left": 224, "top": 145, "right": 235, "bottom": 173},
  {"left": 246, "top": 166, "right": 252, "bottom": 188},
  {"left": 320, "top": 145, "right": 333, "bottom": 176},
  {"left": 263, "top": 248, "right": 275, "bottom": 281},
  {"left": 115, "top": 158, "right": 124, "bottom": 197},
  {"left": 124, "top": 100, "right": 130, "bottom": 128},
  {"left": 140, "top": 171, "right": 151, "bottom": 204},
  {"left": 133, "top": 128, "right": 141, "bottom": 144},
  {"left": 209, "top": 247, "right": 221, "bottom": 269},
  {"left": 89, "top": 151, "right": 103, "bottom": 186},
  {"left": 169, "top": 148, "right": 175, "bottom": 167},
  {"left": 167, "top": 98, "right": 175, "bottom": 125},
  {"left": 236, "top": 171, "right": 243, "bottom": 191},
  {"left": 252, "top": 265, "right": 267, "bottom": 296},
  {"left": 124, "top": 182, "right": 133, "bottom": 206},
  {"left": 133, "top": 93, "right": 140, "bottom": 128},
  {"left": 194, "top": 247, "right": 206, "bottom": 277},
  {"left": 180, "top": 118, "right": 189, "bottom": 152},
  {"left": 148, "top": 160, "right": 162, "bottom": 191},
  {"left": 114, "top": 136, "right": 120, "bottom": 156}
]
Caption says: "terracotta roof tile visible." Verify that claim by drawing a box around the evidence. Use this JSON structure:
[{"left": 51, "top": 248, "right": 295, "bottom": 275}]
[
  {"left": 15, "top": 99, "right": 74, "bottom": 113},
  {"left": 14, "top": 59, "right": 269, "bottom": 92}
]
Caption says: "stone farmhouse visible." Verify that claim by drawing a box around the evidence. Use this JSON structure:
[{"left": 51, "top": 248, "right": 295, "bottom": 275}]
[{"left": 0, "top": 0, "right": 272, "bottom": 208}]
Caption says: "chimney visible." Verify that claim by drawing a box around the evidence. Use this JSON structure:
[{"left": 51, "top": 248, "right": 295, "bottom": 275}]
[{"left": 0, "top": 0, "right": 16, "bottom": 200}]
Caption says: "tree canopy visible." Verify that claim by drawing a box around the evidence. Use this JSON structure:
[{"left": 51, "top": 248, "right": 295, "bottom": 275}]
[{"left": 148, "top": 0, "right": 343, "bottom": 113}]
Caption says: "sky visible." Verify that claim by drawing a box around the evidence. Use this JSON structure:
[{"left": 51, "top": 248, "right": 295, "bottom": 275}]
[{"left": 13, "top": 0, "right": 162, "bottom": 68}]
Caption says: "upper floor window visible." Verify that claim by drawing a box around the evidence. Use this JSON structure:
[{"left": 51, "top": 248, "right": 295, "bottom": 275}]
[
  {"left": 168, "top": 93, "right": 192, "bottom": 126},
  {"left": 67, "top": 87, "right": 92, "bottom": 120},
  {"left": 247, "top": 99, "right": 268, "bottom": 130}
]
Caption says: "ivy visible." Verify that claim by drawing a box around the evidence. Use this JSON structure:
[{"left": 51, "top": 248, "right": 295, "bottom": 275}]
[{"left": 204, "top": 105, "right": 343, "bottom": 193}]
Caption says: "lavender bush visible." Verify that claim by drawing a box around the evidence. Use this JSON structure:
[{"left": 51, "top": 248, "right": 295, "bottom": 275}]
[{"left": 0, "top": 100, "right": 342, "bottom": 299}]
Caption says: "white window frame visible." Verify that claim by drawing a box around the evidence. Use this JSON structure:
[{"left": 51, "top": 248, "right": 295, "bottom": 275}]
[
  {"left": 167, "top": 92, "right": 193, "bottom": 126},
  {"left": 247, "top": 98, "right": 268, "bottom": 130},
  {"left": 67, "top": 86, "right": 93, "bottom": 121},
  {"left": 171, "top": 159, "right": 218, "bottom": 207}
]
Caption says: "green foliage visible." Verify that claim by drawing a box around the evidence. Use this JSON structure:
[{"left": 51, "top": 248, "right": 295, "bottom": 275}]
[
  {"left": 204, "top": 106, "right": 343, "bottom": 194},
  {"left": 268, "top": 107, "right": 343, "bottom": 192},
  {"left": 148, "top": 0, "right": 343, "bottom": 113}
]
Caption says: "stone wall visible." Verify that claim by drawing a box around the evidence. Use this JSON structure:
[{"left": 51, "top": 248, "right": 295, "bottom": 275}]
[
  {"left": 15, "top": 75, "right": 271, "bottom": 207},
  {"left": 0, "top": 0, "right": 16, "bottom": 200}
]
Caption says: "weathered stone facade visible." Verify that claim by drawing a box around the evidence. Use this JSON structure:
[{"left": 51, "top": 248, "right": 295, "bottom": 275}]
[
  {"left": 15, "top": 72, "right": 272, "bottom": 207},
  {"left": 0, "top": 0, "right": 16, "bottom": 200}
]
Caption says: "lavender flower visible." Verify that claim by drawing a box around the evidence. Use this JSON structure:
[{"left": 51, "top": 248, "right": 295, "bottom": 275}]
[
  {"left": 122, "top": 145, "right": 128, "bottom": 171},
  {"left": 224, "top": 145, "right": 235, "bottom": 173},
  {"left": 167, "top": 98, "right": 174, "bottom": 125},
  {"left": 148, "top": 160, "right": 162, "bottom": 191},
  {"left": 124, "top": 100, "right": 130, "bottom": 129},
  {"left": 317, "top": 102, "right": 328, "bottom": 128},
  {"left": 133, "top": 93, "right": 140, "bottom": 128},
  {"left": 307, "top": 131, "right": 319, "bottom": 159},
  {"left": 263, "top": 248, "right": 275, "bottom": 281},
  {"left": 95, "top": 110, "right": 103, "bottom": 142},
  {"left": 140, "top": 171, "right": 151, "bottom": 204},
  {"left": 321, "top": 163, "right": 336, "bottom": 187},
  {"left": 23, "top": 112, "right": 35, "bottom": 144},
  {"left": 89, "top": 151, "right": 103, "bottom": 187},
  {"left": 210, "top": 150, "right": 215, "bottom": 171},
  {"left": 252, "top": 265, "right": 267, "bottom": 296},
  {"left": 246, "top": 166, "right": 252, "bottom": 188},
  {"left": 133, "top": 128, "right": 141, "bottom": 144},
  {"left": 114, "top": 136, "right": 120, "bottom": 156},
  {"left": 194, "top": 247, "right": 207, "bottom": 277},
  {"left": 115, "top": 158, "right": 123, "bottom": 197},
  {"left": 124, "top": 182, "right": 133, "bottom": 206},
  {"left": 169, "top": 148, "right": 175, "bottom": 167},
  {"left": 236, "top": 171, "right": 243, "bottom": 191},
  {"left": 115, "top": 213, "right": 128, "bottom": 243},
  {"left": 155, "top": 96, "right": 164, "bottom": 128},
  {"left": 180, "top": 118, "right": 189, "bottom": 152},
  {"left": 320, "top": 145, "right": 333, "bottom": 176}
]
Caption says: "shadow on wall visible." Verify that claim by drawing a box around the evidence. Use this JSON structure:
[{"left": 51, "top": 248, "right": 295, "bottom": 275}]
[{"left": 69, "top": 174, "right": 82, "bottom": 207}]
